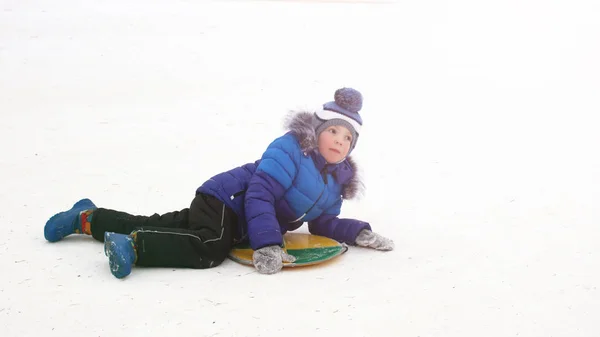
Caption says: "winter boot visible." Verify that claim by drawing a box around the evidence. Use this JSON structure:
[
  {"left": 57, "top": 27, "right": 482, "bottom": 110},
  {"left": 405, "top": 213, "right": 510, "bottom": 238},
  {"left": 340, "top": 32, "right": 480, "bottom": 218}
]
[
  {"left": 104, "top": 232, "right": 137, "bottom": 279},
  {"left": 44, "top": 198, "right": 97, "bottom": 242}
]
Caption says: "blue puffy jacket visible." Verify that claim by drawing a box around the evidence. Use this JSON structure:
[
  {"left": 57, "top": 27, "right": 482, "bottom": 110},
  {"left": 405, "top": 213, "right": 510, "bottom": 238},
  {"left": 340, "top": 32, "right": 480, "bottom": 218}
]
[{"left": 197, "top": 113, "right": 370, "bottom": 250}]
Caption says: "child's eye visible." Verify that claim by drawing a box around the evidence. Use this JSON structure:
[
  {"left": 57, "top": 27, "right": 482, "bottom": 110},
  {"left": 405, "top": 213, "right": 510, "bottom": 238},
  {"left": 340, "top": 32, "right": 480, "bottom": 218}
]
[
  {"left": 329, "top": 128, "right": 337, "bottom": 134},
  {"left": 345, "top": 136, "right": 352, "bottom": 142}
]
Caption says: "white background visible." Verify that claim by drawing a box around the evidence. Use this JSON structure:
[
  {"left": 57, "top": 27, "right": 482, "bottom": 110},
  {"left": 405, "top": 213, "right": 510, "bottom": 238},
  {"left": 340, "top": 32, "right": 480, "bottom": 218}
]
[{"left": 1, "top": 0, "right": 599, "bottom": 336}]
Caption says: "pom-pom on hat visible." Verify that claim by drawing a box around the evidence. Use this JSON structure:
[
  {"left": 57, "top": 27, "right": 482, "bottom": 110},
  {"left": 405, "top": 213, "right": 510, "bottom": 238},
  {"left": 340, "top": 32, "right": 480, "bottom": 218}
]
[{"left": 314, "top": 87, "right": 364, "bottom": 153}]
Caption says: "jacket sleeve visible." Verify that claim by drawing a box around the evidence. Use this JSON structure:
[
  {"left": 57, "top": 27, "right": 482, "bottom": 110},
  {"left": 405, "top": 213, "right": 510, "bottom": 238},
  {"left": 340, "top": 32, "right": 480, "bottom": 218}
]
[
  {"left": 244, "top": 135, "right": 299, "bottom": 250},
  {"left": 307, "top": 198, "right": 372, "bottom": 244}
]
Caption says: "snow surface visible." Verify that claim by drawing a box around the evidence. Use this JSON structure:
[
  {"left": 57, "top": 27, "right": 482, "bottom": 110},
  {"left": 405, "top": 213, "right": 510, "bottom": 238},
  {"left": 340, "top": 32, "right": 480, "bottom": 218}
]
[{"left": 1, "top": 0, "right": 599, "bottom": 336}]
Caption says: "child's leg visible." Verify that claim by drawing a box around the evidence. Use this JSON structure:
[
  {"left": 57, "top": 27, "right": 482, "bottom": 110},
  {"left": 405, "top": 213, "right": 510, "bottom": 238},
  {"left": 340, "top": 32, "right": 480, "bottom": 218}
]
[
  {"left": 89, "top": 207, "right": 189, "bottom": 242},
  {"left": 101, "top": 193, "right": 237, "bottom": 278},
  {"left": 130, "top": 193, "right": 237, "bottom": 269},
  {"left": 47, "top": 194, "right": 238, "bottom": 278}
]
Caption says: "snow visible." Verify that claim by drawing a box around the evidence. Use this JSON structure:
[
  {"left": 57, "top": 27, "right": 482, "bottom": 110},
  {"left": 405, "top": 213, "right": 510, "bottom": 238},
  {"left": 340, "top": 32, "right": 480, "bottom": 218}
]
[{"left": 1, "top": 0, "right": 599, "bottom": 336}]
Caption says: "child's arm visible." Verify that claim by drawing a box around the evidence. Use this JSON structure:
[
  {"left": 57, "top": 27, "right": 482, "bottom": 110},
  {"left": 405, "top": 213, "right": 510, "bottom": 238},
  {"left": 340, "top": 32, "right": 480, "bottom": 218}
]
[
  {"left": 244, "top": 170, "right": 288, "bottom": 250},
  {"left": 244, "top": 135, "right": 299, "bottom": 251},
  {"left": 307, "top": 199, "right": 370, "bottom": 244},
  {"left": 308, "top": 199, "right": 394, "bottom": 250}
]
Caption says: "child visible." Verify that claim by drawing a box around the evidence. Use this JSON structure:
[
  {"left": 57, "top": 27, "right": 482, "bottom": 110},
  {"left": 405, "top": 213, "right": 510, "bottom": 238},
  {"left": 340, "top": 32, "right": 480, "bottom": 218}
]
[{"left": 44, "top": 87, "right": 394, "bottom": 278}]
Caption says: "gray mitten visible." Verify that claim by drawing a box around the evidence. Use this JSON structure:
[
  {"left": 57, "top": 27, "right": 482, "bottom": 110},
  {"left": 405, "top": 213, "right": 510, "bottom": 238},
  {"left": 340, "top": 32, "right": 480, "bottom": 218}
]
[
  {"left": 252, "top": 245, "right": 296, "bottom": 274},
  {"left": 355, "top": 229, "right": 395, "bottom": 251}
]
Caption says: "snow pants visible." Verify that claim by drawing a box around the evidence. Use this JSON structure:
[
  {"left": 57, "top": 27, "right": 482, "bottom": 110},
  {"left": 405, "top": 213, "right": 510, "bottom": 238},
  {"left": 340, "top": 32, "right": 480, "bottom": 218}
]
[{"left": 90, "top": 193, "right": 238, "bottom": 269}]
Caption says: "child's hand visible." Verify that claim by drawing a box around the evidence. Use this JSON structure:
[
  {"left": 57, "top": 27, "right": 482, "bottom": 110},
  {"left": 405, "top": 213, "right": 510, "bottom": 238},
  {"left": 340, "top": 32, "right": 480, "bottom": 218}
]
[
  {"left": 355, "top": 229, "right": 395, "bottom": 251},
  {"left": 252, "top": 245, "right": 296, "bottom": 274}
]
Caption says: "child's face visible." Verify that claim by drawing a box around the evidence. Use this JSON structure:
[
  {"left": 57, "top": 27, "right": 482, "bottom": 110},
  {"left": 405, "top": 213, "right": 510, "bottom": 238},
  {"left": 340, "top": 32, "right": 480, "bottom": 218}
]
[{"left": 318, "top": 125, "right": 353, "bottom": 164}]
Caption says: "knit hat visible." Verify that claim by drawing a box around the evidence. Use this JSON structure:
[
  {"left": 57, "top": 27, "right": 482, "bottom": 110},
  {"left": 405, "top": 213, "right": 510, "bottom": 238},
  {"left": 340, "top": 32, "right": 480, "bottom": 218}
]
[{"left": 314, "top": 87, "right": 364, "bottom": 152}]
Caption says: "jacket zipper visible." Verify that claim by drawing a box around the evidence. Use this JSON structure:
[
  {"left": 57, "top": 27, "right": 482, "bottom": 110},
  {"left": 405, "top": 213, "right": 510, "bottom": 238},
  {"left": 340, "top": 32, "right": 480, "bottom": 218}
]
[{"left": 289, "top": 167, "right": 329, "bottom": 223}]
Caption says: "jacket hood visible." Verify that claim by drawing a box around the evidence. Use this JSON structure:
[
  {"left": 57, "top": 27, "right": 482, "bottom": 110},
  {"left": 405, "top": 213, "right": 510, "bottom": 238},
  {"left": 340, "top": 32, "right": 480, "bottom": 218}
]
[{"left": 284, "top": 111, "right": 364, "bottom": 200}]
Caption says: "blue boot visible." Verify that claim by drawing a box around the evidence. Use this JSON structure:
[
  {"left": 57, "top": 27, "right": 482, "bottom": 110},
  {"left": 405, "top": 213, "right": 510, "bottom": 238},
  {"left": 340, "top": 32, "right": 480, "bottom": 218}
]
[
  {"left": 104, "top": 232, "right": 137, "bottom": 279},
  {"left": 44, "top": 198, "right": 97, "bottom": 242}
]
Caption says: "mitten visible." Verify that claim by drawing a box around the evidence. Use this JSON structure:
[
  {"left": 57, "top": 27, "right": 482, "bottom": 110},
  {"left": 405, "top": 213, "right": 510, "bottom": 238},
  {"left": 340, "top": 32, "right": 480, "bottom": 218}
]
[
  {"left": 252, "top": 245, "right": 297, "bottom": 274},
  {"left": 355, "top": 229, "right": 395, "bottom": 251}
]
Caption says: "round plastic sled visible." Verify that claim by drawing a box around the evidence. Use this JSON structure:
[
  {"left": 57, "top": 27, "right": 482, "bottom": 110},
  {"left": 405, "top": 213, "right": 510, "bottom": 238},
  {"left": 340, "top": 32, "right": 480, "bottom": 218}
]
[{"left": 229, "top": 233, "right": 348, "bottom": 268}]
